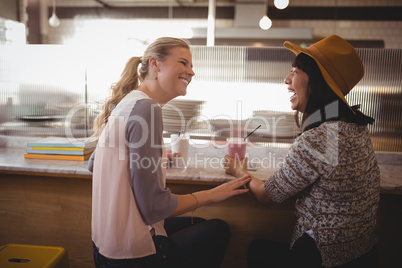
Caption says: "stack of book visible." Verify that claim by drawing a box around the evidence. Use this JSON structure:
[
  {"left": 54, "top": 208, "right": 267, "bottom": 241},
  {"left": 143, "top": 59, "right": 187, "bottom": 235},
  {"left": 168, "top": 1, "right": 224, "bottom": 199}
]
[{"left": 24, "top": 137, "right": 98, "bottom": 161}]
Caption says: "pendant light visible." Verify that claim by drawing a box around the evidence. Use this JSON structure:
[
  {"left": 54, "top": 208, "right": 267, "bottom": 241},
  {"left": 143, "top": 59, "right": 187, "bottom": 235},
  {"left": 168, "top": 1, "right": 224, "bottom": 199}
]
[
  {"left": 49, "top": 0, "right": 60, "bottom": 27},
  {"left": 259, "top": 0, "right": 272, "bottom": 30},
  {"left": 274, "top": 0, "right": 289, "bottom": 10}
]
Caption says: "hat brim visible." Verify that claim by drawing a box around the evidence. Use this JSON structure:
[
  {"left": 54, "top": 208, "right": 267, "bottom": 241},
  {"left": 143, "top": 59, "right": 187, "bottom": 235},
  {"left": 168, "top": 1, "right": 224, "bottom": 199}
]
[{"left": 284, "top": 41, "right": 354, "bottom": 113}]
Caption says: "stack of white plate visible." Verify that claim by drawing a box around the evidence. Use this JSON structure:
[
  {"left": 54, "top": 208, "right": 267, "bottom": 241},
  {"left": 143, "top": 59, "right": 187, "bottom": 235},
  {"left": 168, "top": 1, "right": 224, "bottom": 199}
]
[
  {"left": 162, "top": 99, "right": 204, "bottom": 134},
  {"left": 248, "top": 110, "right": 299, "bottom": 138},
  {"left": 209, "top": 119, "right": 246, "bottom": 137}
]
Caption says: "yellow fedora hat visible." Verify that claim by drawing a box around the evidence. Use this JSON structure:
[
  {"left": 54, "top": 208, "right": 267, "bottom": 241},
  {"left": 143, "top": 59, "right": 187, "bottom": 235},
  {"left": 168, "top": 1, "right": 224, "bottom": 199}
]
[{"left": 284, "top": 35, "right": 364, "bottom": 113}]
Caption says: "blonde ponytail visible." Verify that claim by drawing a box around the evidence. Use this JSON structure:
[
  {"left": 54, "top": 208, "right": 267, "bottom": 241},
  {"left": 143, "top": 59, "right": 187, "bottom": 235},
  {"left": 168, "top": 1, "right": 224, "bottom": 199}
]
[{"left": 93, "top": 57, "right": 142, "bottom": 137}]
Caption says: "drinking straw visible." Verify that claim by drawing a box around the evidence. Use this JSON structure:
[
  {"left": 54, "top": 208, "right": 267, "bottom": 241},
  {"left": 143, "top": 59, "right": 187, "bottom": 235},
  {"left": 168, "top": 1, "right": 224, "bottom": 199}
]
[{"left": 244, "top": 125, "right": 261, "bottom": 141}]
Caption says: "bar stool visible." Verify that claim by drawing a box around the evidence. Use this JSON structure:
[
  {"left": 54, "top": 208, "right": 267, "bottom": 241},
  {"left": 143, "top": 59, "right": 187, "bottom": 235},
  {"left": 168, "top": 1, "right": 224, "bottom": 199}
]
[{"left": 0, "top": 244, "right": 69, "bottom": 268}]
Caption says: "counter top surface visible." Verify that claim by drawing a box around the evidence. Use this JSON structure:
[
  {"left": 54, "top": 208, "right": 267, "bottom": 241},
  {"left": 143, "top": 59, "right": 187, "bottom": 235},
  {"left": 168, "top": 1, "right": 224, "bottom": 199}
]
[{"left": 0, "top": 147, "right": 401, "bottom": 193}]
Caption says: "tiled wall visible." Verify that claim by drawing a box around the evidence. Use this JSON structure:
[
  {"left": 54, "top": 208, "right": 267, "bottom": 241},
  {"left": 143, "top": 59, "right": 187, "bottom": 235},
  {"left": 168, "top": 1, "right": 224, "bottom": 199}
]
[
  {"left": 45, "top": 0, "right": 402, "bottom": 49},
  {"left": 46, "top": 18, "right": 402, "bottom": 49},
  {"left": 275, "top": 20, "right": 402, "bottom": 49},
  {"left": 282, "top": 0, "right": 402, "bottom": 7},
  {"left": 261, "top": 0, "right": 402, "bottom": 49}
]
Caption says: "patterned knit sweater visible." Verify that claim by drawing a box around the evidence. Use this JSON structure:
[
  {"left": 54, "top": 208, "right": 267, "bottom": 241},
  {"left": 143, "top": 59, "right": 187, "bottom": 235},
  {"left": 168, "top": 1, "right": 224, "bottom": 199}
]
[{"left": 264, "top": 121, "right": 380, "bottom": 267}]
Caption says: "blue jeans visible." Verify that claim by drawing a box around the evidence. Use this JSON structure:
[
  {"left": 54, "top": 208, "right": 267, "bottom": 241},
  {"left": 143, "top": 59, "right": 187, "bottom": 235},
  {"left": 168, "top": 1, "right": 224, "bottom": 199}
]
[{"left": 93, "top": 217, "right": 230, "bottom": 268}]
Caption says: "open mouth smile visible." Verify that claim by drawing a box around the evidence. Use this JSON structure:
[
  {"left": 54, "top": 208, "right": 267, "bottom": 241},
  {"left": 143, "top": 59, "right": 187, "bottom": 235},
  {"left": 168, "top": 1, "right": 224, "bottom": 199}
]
[
  {"left": 179, "top": 77, "right": 189, "bottom": 85},
  {"left": 288, "top": 88, "right": 296, "bottom": 101}
]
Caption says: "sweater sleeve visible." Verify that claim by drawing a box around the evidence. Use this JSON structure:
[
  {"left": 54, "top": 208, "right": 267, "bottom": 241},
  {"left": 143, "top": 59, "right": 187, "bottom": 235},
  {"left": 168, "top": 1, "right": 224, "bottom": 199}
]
[
  {"left": 265, "top": 125, "right": 338, "bottom": 203},
  {"left": 126, "top": 99, "right": 178, "bottom": 225}
]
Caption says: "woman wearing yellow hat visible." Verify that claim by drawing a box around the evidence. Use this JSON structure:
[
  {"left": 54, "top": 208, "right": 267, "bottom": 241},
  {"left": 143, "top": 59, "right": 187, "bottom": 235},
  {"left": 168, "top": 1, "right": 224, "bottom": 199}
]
[{"left": 224, "top": 35, "right": 380, "bottom": 267}]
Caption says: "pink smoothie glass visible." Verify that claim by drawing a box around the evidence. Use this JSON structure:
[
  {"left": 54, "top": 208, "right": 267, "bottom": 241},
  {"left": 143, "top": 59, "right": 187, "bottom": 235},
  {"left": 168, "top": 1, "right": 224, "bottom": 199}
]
[{"left": 227, "top": 137, "right": 247, "bottom": 160}]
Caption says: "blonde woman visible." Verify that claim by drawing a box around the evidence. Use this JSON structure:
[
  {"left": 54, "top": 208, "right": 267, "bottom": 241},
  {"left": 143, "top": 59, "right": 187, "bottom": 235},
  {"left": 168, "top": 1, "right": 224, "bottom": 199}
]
[{"left": 89, "top": 37, "right": 251, "bottom": 268}]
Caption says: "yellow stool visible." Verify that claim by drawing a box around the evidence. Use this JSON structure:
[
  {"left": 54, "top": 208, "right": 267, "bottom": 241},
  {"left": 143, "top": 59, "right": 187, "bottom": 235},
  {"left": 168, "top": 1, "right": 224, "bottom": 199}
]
[{"left": 0, "top": 244, "right": 69, "bottom": 268}]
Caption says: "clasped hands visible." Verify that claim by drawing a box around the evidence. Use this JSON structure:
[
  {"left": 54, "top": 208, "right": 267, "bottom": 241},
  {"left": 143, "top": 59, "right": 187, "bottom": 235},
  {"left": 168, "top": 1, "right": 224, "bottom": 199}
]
[{"left": 223, "top": 154, "right": 249, "bottom": 178}]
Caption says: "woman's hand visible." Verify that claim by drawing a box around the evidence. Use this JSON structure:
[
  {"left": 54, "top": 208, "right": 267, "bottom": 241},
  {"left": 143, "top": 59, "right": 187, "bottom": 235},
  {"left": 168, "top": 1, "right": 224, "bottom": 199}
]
[
  {"left": 166, "top": 149, "right": 181, "bottom": 169},
  {"left": 208, "top": 175, "right": 252, "bottom": 204},
  {"left": 222, "top": 156, "right": 275, "bottom": 208},
  {"left": 223, "top": 154, "right": 249, "bottom": 178},
  {"left": 171, "top": 175, "right": 251, "bottom": 216}
]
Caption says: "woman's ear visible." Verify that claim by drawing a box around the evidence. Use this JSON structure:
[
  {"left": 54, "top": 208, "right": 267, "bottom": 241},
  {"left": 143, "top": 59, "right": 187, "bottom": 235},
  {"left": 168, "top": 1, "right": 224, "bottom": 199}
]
[
  {"left": 307, "top": 84, "right": 313, "bottom": 96},
  {"left": 149, "top": 56, "right": 160, "bottom": 73}
]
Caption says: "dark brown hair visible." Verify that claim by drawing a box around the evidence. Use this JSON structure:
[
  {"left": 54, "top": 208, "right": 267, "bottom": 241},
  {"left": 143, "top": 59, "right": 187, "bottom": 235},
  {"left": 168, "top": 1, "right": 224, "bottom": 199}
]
[{"left": 292, "top": 53, "right": 374, "bottom": 132}]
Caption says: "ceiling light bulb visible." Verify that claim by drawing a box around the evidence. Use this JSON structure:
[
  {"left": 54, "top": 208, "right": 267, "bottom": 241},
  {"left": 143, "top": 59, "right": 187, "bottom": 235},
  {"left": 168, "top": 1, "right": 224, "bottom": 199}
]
[
  {"left": 49, "top": 12, "right": 60, "bottom": 27},
  {"left": 259, "top": 15, "right": 272, "bottom": 30},
  {"left": 274, "top": 0, "right": 289, "bottom": 10}
]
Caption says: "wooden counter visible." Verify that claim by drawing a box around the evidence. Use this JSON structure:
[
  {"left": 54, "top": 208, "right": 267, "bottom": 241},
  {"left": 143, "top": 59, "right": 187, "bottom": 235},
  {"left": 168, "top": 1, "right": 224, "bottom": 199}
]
[
  {"left": 1, "top": 147, "right": 401, "bottom": 267},
  {"left": 0, "top": 148, "right": 401, "bottom": 192}
]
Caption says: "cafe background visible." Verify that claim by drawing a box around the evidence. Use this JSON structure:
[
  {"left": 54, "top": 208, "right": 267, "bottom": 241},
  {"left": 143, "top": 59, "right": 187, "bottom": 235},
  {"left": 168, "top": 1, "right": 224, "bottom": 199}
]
[
  {"left": 0, "top": 0, "right": 401, "bottom": 150},
  {"left": 0, "top": 0, "right": 401, "bottom": 267}
]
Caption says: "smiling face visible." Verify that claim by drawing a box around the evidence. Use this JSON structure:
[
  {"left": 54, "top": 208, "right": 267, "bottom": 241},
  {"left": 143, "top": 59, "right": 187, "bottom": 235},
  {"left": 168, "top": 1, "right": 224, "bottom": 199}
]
[
  {"left": 156, "top": 47, "right": 194, "bottom": 99},
  {"left": 284, "top": 66, "right": 310, "bottom": 113}
]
